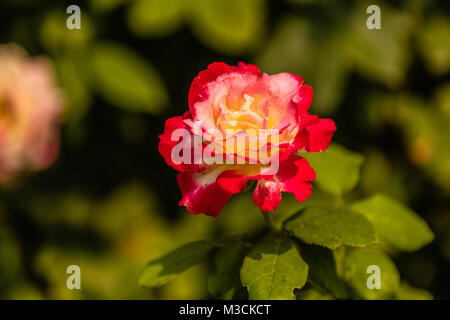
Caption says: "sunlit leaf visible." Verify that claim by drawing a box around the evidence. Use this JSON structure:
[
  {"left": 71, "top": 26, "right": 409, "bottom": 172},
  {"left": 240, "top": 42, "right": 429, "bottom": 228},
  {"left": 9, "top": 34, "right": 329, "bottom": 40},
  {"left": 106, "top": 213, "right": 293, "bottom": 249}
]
[
  {"left": 417, "top": 14, "right": 450, "bottom": 75},
  {"left": 343, "top": 2, "right": 412, "bottom": 87},
  {"left": 139, "top": 240, "right": 213, "bottom": 287},
  {"left": 241, "top": 235, "right": 308, "bottom": 300},
  {"left": 39, "top": 11, "right": 94, "bottom": 53},
  {"left": 57, "top": 55, "right": 91, "bottom": 124},
  {"left": 89, "top": 42, "right": 168, "bottom": 114},
  {"left": 344, "top": 248, "right": 400, "bottom": 300},
  {"left": 127, "top": 0, "right": 184, "bottom": 37},
  {"left": 351, "top": 194, "right": 434, "bottom": 252},
  {"left": 284, "top": 205, "right": 377, "bottom": 249},
  {"left": 269, "top": 190, "right": 336, "bottom": 231},
  {"left": 302, "top": 143, "right": 364, "bottom": 197},
  {"left": 188, "top": 0, "right": 266, "bottom": 54}
]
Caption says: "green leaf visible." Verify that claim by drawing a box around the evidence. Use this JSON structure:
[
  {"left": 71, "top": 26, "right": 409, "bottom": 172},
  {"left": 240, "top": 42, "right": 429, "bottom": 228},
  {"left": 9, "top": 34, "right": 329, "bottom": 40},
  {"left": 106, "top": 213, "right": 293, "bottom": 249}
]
[
  {"left": 188, "top": 0, "right": 265, "bottom": 54},
  {"left": 298, "top": 243, "right": 348, "bottom": 299},
  {"left": 139, "top": 240, "right": 213, "bottom": 288},
  {"left": 284, "top": 205, "right": 377, "bottom": 249},
  {"left": 257, "top": 17, "right": 349, "bottom": 115},
  {"left": 240, "top": 235, "right": 308, "bottom": 300},
  {"left": 343, "top": 2, "right": 412, "bottom": 87},
  {"left": 208, "top": 241, "right": 248, "bottom": 299},
  {"left": 91, "top": 0, "right": 130, "bottom": 12},
  {"left": 39, "top": 11, "right": 94, "bottom": 53},
  {"left": 89, "top": 42, "right": 168, "bottom": 114},
  {"left": 351, "top": 194, "right": 434, "bottom": 252},
  {"left": 295, "top": 287, "right": 334, "bottom": 300},
  {"left": 418, "top": 14, "right": 450, "bottom": 75},
  {"left": 302, "top": 143, "right": 364, "bottom": 197},
  {"left": 57, "top": 55, "right": 91, "bottom": 124},
  {"left": 268, "top": 189, "right": 336, "bottom": 231},
  {"left": 344, "top": 248, "right": 400, "bottom": 300},
  {"left": 396, "top": 282, "right": 433, "bottom": 300},
  {"left": 127, "top": 0, "right": 184, "bottom": 37}
]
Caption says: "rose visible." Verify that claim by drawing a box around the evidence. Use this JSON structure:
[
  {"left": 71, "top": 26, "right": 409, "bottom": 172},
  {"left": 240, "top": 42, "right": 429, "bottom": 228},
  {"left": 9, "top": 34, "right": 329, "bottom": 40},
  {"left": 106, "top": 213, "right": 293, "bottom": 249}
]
[
  {"left": 0, "top": 44, "right": 62, "bottom": 182},
  {"left": 159, "top": 62, "right": 336, "bottom": 216}
]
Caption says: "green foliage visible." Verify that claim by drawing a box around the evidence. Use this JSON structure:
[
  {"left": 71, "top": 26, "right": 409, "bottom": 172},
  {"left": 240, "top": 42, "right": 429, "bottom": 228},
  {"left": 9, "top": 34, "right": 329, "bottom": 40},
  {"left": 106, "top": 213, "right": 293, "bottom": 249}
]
[
  {"left": 257, "top": 17, "right": 349, "bottom": 115},
  {"left": 240, "top": 235, "right": 308, "bottom": 300},
  {"left": 298, "top": 243, "right": 348, "bottom": 299},
  {"left": 139, "top": 241, "right": 213, "bottom": 288},
  {"left": 268, "top": 190, "right": 336, "bottom": 231},
  {"left": 351, "top": 194, "right": 434, "bottom": 252},
  {"left": 90, "top": 0, "right": 130, "bottom": 13},
  {"left": 127, "top": 0, "right": 184, "bottom": 37},
  {"left": 294, "top": 287, "right": 333, "bottom": 300},
  {"left": 208, "top": 241, "right": 248, "bottom": 299},
  {"left": 374, "top": 93, "right": 450, "bottom": 193},
  {"left": 302, "top": 144, "right": 364, "bottom": 197},
  {"left": 125, "top": 0, "right": 266, "bottom": 55},
  {"left": 343, "top": 2, "right": 412, "bottom": 87},
  {"left": 284, "top": 205, "right": 377, "bottom": 249},
  {"left": 344, "top": 248, "right": 400, "bottom": 300},
  {"left": 188, "top": 0, "right": 266, "bottom": 55},
  {"left": 2, "top": 0, "right": 446, "bottom": 300},
  {"left": 88, "top": 42, "right": 168, "bottom": 114},
  {"left": 418, "top": 14, "right": 450, "bottom": 75},
  {"left": 135, "top": 140, "right": 435, "bottom": 300},
  {"left": 56, "top": 55, "right": 91, "bottom": 124},
  {"left": 396, "top": 282, "right": 433, "bottom": 300},
  {"left": 39, "top": 10, "right": 94, "bottom": 53}
]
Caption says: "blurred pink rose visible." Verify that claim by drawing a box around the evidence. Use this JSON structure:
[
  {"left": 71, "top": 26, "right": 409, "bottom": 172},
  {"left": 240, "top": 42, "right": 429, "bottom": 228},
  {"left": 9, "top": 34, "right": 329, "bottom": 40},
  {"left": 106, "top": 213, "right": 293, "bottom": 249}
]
[{"left": 0, "top": 44, "right": 62, "bottom": 182}]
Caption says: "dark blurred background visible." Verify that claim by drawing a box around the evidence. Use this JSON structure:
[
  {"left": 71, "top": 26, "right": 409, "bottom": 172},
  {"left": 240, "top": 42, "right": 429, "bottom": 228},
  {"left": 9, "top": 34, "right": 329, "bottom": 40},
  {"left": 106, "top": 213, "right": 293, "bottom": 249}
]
[{"left": 0, "top": 0, "right": 449, "bottom": 299}]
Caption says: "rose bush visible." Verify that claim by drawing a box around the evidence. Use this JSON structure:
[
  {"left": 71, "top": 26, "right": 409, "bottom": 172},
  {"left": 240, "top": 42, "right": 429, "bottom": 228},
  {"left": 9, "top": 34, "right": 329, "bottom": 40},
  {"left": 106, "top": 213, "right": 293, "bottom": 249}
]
[
  {"left": 0, "top": 44, "right": 62, "bottom": 182},
  {"left": 159, "top": 62, "right": 336, "bottom": 216}
]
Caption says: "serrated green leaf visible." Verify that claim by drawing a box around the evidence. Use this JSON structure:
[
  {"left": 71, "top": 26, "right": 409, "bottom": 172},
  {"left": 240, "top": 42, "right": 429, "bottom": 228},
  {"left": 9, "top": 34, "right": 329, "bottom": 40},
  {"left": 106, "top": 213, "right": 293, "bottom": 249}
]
[
  {"left": 284, "top": 205, "right": 377, "bottom": 249},
  {"left": 298, "top": 243, "right": 348, "bottom": 299},
  {"left": 208, "top": 241, "right": 248, "bottom": 299},
  {"left": 139, "top": 240, "right": 213, "bottom": 288},
  {"left": 269, "top": 189, "right": 336, "bottom": 231},
  {"left": 89, "top": 42, "right": 168, "bottom": 114},
  {"left": 240, "top": 235, "right": 308, "bottom": 300},
  {"left": 351, "top": 194, "right": 434, "bottom": 252},
  {"left": 302, "top": 143, "right": 364, "bottom": 197},
  {"left": 344, "top": 248, "right": 400, "bottom": 300}
]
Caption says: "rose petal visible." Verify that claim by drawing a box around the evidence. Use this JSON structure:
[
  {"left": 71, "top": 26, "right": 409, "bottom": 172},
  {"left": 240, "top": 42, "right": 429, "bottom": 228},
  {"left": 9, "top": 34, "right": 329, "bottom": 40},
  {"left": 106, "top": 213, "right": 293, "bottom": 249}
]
[
  {"left": 188, "top": 62, "right": 243, "bottom": 110},
  {"left": 177, "top": 169, "right": 233, "bottom": 217},
  {"left": 253, "top": 179, "right": 283, "bottom": 212},
  {"left": 306, "top": 118, "right": 337, "bottom": 152},
  {"left": 158, "top": 111, "right": 206, "bottom": 173},
  {"left": 253, "top": 155, "right": 315, "bottom": 211}
]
